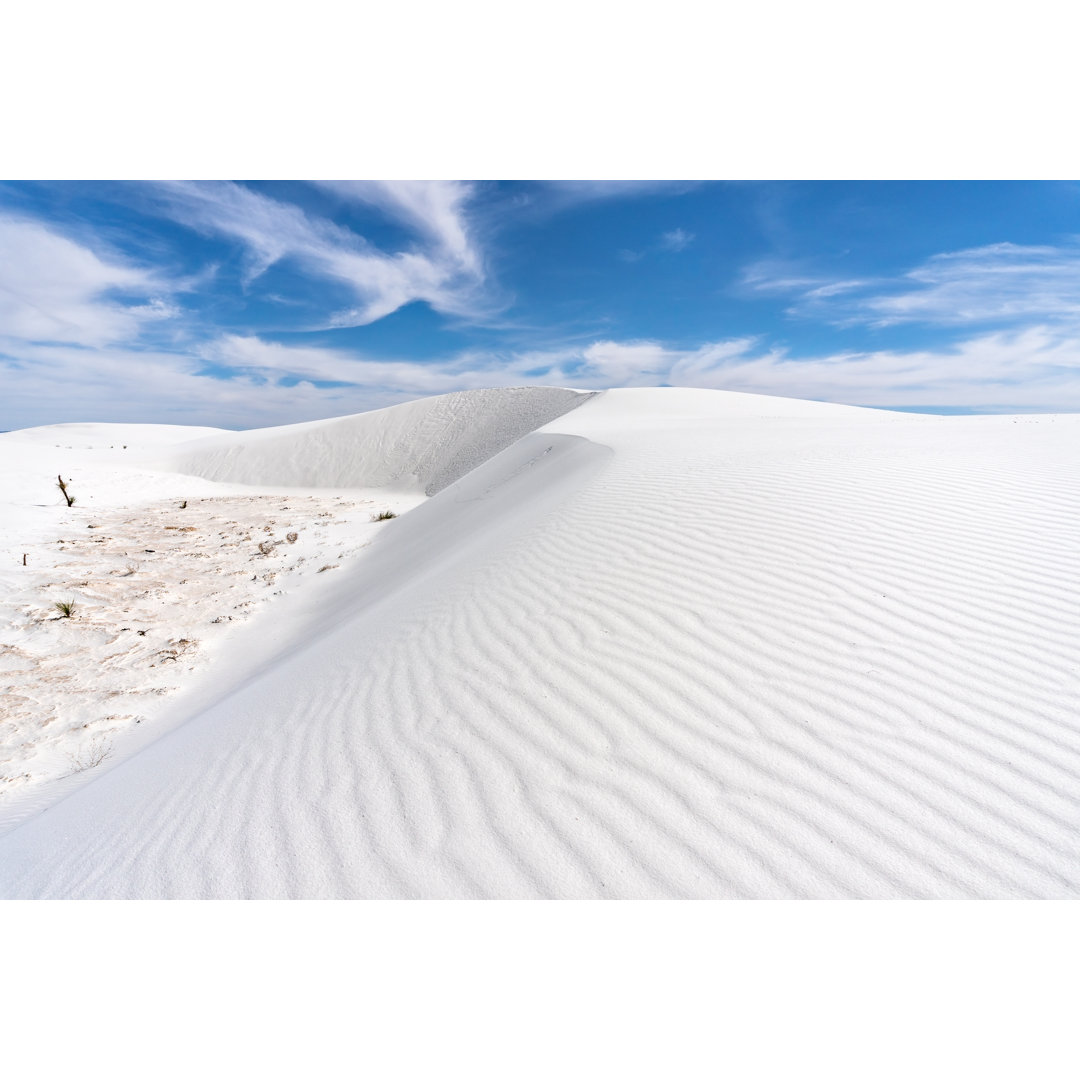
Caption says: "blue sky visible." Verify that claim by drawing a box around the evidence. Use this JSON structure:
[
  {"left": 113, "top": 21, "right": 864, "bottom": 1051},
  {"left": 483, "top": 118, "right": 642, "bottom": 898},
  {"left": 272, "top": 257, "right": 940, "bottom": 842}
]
[{"left": 2, "top": 180, "right": 1079, "bottom": 429}]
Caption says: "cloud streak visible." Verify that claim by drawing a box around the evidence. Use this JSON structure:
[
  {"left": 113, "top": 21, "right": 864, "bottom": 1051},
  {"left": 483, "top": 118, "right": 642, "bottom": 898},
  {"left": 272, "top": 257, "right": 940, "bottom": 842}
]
[
  {"left": 5, "top": 189, "right": 1080, "bottom": 430},
  {"left": 9, "top": 324, "right": 1080, "bottom": 432},
  {"left": 745, "top": 241, "right": 1080, "bottom": 328},
  {"left": 660, "top": 228, "right": 694, "bottom": 252},
  {"left": 137, "top": 181, "right": 491, "bottom": 328},
  {"left": 314, "top": 181, "right": 481, "bottom": 273},
  {"left": 0, "top": 215, "right": 178, "bottom": 347}
]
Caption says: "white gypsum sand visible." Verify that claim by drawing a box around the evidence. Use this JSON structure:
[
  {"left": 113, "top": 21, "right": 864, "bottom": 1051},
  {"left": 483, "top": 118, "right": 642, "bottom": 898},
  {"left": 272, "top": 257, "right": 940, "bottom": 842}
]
[
  {"left": 0, "top": 488, "right": 415, "bottom": 814},
  {"left": 0, "top": 388, "right": 588, "bottom": 831},
  {"left": 0, "top": 386, "right": 1078, "bottom": 898}
]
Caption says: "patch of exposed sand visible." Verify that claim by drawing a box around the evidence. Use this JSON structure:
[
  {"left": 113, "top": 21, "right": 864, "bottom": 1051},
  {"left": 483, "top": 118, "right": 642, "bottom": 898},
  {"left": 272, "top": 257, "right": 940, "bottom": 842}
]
[{"left": 0, "top": 491, "right": 407, "bottom": 800}]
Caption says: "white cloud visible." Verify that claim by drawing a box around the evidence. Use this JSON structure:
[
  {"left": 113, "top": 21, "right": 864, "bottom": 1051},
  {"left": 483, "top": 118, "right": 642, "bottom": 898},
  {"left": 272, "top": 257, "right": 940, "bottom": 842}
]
[
  {"left": 745, "top": 242, "right": 1080, "bottom": 328},
  {"left": 201, "top": 334, "right": 577, "bottom": 397},
  {"left": 0, "top": 339, "right": 406, "bottom": 429},
  {"left": 660, "top": 228, "right": 694, "bottom": 252},
  {"left": 140, "top": 181, "right": 490, "bottom": 328},
  {"left": 740, "top": 258, "right": 833, "bottom": 294},
  {"left": 0, "top": 216, "right": 176, "bottom": 346},
  {"left": 183, "top": 325, "right": 1080, "bottom": 416},
  {"left": 617, "top": 226, "right": 695, "bottom": 264},
  {"left": 566, "top": 328, "right": 1080, "bottom": 406},
  {"left": 542, "top": 181, "right": 700, "bottom": 205},
  {"left": 315, "top": 181, "right": 481, "bottom": 273},
  {"left": 578, "top": 340, "right": 669, "bottom": 382},
  {"left": 8, "top": 324, "right": 1080, "bottom": 432},
  {"left": 863, "top": 243, "right": 1080, "bottom": 326}
]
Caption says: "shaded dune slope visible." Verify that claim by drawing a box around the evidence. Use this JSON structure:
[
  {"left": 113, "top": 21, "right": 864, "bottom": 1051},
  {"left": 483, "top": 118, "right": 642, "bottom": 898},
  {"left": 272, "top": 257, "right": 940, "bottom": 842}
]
[
  {"left": 2, "top": 389, "right": 1079, "bottom": 898},
  {"left": 161, "top": 386, "right": 593, "bottom": 494}
]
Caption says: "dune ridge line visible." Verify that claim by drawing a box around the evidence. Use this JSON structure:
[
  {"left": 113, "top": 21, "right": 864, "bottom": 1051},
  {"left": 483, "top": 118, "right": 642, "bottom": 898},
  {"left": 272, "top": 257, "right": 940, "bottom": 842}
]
[{"left": 1, "top": 387, "right": 1078, "bottom": 898}]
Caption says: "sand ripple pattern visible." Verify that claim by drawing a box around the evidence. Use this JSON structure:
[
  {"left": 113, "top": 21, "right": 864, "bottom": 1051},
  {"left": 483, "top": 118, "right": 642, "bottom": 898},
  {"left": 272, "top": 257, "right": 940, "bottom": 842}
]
[{"left": 2, "top": 412, "right": 1079, "bottom": 897}]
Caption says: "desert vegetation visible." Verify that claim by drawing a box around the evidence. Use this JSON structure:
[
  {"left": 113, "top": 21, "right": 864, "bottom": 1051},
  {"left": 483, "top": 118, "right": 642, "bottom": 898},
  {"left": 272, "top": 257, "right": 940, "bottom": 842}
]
[{"left": 56, "top": 475, "right": 75, "bottom": 507}]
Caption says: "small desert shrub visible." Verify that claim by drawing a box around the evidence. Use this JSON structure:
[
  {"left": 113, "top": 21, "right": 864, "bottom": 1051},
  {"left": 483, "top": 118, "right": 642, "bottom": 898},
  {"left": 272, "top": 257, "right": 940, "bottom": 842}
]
[
  {"left": 371, "top": 510, "right": 397, "bottom": 521},
  {"left": 54, "top": 600, "right": 76, "bottom": 618},
  {"left": 286, "top": 531, "right": 298, "bottom": 544},
  {"left": 67, "top": 735, "right": 113, "bottom": 774},
  {"left": 258, "top": 540, "right": 276, "bottom": 555}
]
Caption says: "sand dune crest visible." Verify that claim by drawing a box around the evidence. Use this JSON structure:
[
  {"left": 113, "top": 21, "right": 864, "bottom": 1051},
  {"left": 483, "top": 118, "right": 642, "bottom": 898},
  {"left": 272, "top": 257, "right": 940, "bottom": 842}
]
[{"left": 2, "top": 388, "right": 1078, "bottom": 897}]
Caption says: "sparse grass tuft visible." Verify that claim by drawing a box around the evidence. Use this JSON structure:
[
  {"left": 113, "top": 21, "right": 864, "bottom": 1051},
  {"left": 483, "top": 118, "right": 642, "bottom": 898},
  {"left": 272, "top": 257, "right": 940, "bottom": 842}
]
[
  {"left": 54, "top": 599, "right": 76, "bottom": 618},
  {"left": 371, "top": 510, "right": 397, "bottom": 521}
]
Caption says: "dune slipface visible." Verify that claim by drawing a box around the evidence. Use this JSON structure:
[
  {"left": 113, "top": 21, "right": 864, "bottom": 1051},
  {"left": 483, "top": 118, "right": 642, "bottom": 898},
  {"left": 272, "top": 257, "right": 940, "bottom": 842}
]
[
  {"left": 161, "top": 386, "right": 595, "bottom": 494},
  {"left": 1, "top": 387, "right": 1079, "bottom": 898}
]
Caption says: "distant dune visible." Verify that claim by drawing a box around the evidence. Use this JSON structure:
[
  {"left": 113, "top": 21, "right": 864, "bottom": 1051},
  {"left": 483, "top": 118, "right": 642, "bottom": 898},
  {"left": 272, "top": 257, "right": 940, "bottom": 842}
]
[
  {"left": 1, "top": 386, "right": 1078, "bottom": 898},
  {"left": 162, "top": 386, "right": 593, "bottom": 494}
]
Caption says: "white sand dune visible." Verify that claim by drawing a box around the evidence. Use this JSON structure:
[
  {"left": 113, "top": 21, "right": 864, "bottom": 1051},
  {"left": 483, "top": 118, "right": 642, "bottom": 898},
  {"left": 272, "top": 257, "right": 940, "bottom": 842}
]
[
  {"left": 1, "top": 386, "right": 1079, "bottom": 898},
  {"left": 162, "top": 385, "right": 593, "bottom": 494},
  {"left": 0, "top": 388, "right": 589, "bottom": 829}
]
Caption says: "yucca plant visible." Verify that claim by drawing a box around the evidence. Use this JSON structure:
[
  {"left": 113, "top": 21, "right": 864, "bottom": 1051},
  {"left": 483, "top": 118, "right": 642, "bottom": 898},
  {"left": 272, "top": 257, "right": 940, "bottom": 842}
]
[
  {"left": 371, "top": 510, "right": 397, "bottom": 521},
  {"left": 54, "top": 599, "right": 76, "bottom": 618},
  {"left": 56, "top": 475, "right": 75, "bottom": 507}
]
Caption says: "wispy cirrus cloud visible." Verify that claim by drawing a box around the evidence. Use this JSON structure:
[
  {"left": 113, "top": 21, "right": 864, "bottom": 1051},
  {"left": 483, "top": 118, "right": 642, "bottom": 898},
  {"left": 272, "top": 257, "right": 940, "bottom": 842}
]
[
  {"left": 0, "top": 215, "right": 180, "bottom": 347},
  {"left": 620, "top": 226, "right": 695, "bottom": 263},
  {"left": 0, "top": 339, "right": 370, "bottom": 429},
  {"left": 201, "top": 334, "right": 584, "bottom": 397},
  {"left": 314, "top": 181, "right": 481, "bottom": 274},
  {"left": 744, "top": 241, "right": 1080, "bottom": 328},
  {"left": 659, "top": 228, "right": 694, "bottom": 252},
  {"left": 858, "top": 243, "right": 1080, "bottom": 326},
  {"left": 7, "top": 187, "right": 1080, "bottom": 430},
  {"left": 136, "top": 181, "right": 491, "bottom": 328},
  {"left": 569, "top": 327, "right": 1080, "bottom": 406},
  {"left": 542, "top": 181, "right": 700, "bottom": 203},
  {"left": 501, "top": 182, "right": 702, "bottom": 226}
]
